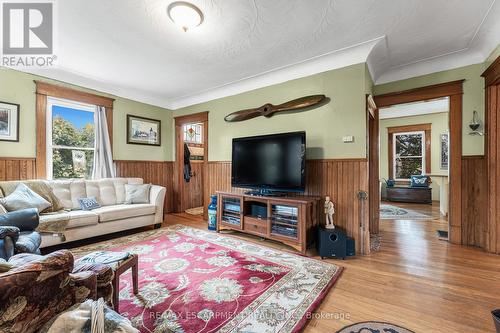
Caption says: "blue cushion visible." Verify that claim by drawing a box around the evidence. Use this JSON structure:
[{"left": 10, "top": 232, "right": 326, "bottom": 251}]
[
  {"left": 410, "top": 175, "right": 429, "bottom": 187},
  {"left": 78, "top": 197, "right": 101, "bottom": 211}
]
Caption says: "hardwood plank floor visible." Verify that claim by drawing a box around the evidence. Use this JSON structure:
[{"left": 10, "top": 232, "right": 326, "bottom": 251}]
[{"left": 164, "top": 203, "right": 500, "bottom": 333}]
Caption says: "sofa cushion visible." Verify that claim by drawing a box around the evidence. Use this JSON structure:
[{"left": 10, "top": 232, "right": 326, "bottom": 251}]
[
  {"left": 85, "top": 180, "right": 117, "bottom": 206},
  {"left": 92, "top": 204, "right": 156, "bottom": 223},
  {"left": 50, "top": 179, "right": 87, "bottom": 210},
  {"left": 110, "top": 178, "right": 128, "bottom": 204},
  {"left": 40, "top": 210, "right": 98, "bottom": 229}
]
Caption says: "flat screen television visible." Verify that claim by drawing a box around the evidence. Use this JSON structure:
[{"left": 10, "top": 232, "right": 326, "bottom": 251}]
[{"left": 231, "top": 131, "right": 306, "bottom": 194}]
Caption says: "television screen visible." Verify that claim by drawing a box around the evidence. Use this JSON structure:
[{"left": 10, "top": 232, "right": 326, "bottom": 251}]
[{"left": 231, "top": 131, "right": 306, "bottom": 192}]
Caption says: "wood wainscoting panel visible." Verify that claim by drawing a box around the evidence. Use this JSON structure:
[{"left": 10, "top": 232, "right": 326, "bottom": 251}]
[
  {"left": 461, "top": 156, "right": 487, "bottom": 248},
  {"left": 0, "top": 158, "right": 37, "bottom": 181},
  {"left": 206, "top": 159, "right": 369, "bottom": 254},
  {"left": 115, "top": 160, "right": 174, "bottom": 213},
  {"left": 483, "top": 68, "right": 500, "bottom": 253}
]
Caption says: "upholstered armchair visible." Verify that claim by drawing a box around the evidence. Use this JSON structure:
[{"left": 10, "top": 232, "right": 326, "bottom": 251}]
[
  {"left": 0, "top": 250, "right": 97, "bottom": 333},
  {"left": 0, "top": 208, "right": 41, "bottom": 260}
]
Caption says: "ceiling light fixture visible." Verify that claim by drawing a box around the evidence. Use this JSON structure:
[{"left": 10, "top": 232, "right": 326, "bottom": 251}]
[{"left": 167, "top": 1, "right": 204, "bottom": 32}]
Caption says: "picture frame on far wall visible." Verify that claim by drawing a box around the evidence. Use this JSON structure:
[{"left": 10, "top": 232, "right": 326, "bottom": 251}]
[
  {"left": 0, "top": 101, "right": 20, "bottom": 142},
  {"left": 127, "top": 114, "right": 161, "bottom": 146},
  {"left": 440, "top": 133, "right": 449, "bottom": 170}
]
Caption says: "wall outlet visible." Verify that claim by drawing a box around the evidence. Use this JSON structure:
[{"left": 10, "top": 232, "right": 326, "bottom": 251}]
[{"left": 342, "top": 135, "right": 354, "bottom": 143}]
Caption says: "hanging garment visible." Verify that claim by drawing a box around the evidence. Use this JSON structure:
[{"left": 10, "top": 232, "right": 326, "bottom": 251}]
[{"left": 184, "top": 143, "right": 192, "bottom": 182}]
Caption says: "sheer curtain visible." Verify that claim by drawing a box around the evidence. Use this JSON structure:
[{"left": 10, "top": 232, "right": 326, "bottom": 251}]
[{"left": 92, "top": 106, "right": 115, "bottom": 179}]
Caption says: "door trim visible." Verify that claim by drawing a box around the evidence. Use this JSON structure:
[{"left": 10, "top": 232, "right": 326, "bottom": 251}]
[
  {"left": 174, "top": 112, "right": 209, "bottom": 217},
  {"left": 374, "top": 80, "right": 463, "bottom": 244}
]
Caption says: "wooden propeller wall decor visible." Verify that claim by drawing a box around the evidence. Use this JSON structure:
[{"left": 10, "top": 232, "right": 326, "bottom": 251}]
[{"left": 224, "top": 94, "right": 329, "bottom": 122}]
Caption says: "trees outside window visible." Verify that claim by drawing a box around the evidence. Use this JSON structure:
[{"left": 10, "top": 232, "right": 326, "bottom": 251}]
[
  {"left": 47, "top": 98, "right": 96, "bottom": 179},
  {"left": 393, "top": 131, "right": 425, "bottom": 180}
]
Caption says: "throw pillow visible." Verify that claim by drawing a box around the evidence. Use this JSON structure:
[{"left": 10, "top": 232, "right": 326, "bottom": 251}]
[
  {"left": 0, "top": 183, "right": 52, "bottom": 212},
  {"left": 124, "top": 184, "right": 151, "bottom": 204},
  {"left": 410, "top": 175, "right": 429, "bottom": 187},
  {"left": 78, "top": 197, "right": 101, "bottom": 211},
  {"left": 0, "top": 180, "right": 64, "bottom": 213}
]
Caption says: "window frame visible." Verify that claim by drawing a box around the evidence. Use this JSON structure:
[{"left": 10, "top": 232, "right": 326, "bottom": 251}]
[
  {"left": 35, "top": 81, "right": 114, "bottom": 179},
  {"left": 46, "top": 97, "right": 97, "bottom": 180},
  {"left": 392, "top": 130, "right": 425, "bottom": 181},
  {"left": 387, "top": 123, "right": 431, "bottom": 182}
]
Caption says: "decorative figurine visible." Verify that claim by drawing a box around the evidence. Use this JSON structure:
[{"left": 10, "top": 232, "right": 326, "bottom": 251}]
[{"left": 324, "top": 196, "right": 335, "bottom": 229}]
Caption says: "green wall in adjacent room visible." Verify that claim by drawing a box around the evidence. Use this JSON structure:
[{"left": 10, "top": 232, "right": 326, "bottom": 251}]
[
  {"left": 174, "top": 63, "right": 370, "bottom": 161},
  {"left": 486, "top": 44, "right": 500, "bottom": 65},
  {"left": 0, "top": 67, "right": 174, "bottom": 161},
  {"left": 379, "top": 112, "right": 449, "bottom": 200},
  {"left": 373, "top": 63, "right": 485, "bottom": 156}
]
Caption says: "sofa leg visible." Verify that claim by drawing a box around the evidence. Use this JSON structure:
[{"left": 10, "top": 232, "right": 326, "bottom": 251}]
[{"left": 154, "top": 223, "right": 162, "bottom": 229}]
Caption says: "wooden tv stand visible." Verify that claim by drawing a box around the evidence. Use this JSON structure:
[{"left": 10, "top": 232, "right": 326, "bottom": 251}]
[{"left": 216, "top": 191, "right": 320, "bottom": 254}]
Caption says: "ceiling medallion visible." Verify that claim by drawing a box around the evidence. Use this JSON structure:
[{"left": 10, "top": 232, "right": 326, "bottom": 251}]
[{"left": 167, "top": 1, "right": 204, "bottom": 32}]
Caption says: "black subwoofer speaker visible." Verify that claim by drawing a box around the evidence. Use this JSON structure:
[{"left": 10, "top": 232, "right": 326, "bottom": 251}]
[{"left": 318, "top": 227, "right": 355, "bottom": 259}]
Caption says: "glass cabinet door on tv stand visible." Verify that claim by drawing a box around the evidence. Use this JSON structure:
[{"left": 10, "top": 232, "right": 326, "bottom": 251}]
[
  {"left": 220, "top": 195, "right": 242, "bottom": 229},
  {"left": 270, "top": 203, "right": 299, "bottom": 240}
]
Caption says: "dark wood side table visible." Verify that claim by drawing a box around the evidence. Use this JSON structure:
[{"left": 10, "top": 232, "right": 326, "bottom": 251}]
[{"left": 112, "top": 254, "right": 139, "bottom": 312}]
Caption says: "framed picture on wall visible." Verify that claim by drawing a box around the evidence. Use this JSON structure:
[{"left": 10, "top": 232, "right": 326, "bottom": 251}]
[
  {"left": 0, "top": 101, "right": 20, "bottom": 142},
  {"left": 440, "top": 133, "right": 449, "bottom": 170},
  {"left": 127, "top": 115, "right": 161, "bottom": 146}
]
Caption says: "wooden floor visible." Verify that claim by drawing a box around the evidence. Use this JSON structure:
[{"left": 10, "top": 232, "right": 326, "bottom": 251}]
[{"left": 164, "top": 203, "right": 500, "bottom": 333}]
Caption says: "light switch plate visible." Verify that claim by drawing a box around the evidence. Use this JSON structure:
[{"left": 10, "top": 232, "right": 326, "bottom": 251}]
[{"left": 342, "top": 135, "right": 354, "bottom": 143}]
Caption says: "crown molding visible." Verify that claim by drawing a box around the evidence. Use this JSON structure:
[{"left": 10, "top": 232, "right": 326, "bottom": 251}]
[
  {"left": 6, "top": 66, "right": 174, "bottom": 110},
  {"left": 167, "top": 37, "right": 385, "bottom": 109}
]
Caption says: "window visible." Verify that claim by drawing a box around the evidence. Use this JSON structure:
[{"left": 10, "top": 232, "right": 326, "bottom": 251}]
[
  {"left": 183, "top": 123, "right": 203, "bottom": 144},
  {"left": 393, "top": 131, "right": 425, "bottom": 180},
  {"left": 388, "top": 123, "right": 431, "bottom": 181},
  {"left": 46, "top": 97, "right": 96, "bottom": 179}
]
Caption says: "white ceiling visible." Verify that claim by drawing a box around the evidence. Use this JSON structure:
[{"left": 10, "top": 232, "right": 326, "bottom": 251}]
[{"left": 17, "top": 0, "right": 500, "bottom": 109}]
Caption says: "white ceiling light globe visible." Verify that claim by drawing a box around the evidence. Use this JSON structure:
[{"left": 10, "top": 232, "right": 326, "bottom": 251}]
[{"left": 167, "top": 2, "right": 204, "bottom": 32}]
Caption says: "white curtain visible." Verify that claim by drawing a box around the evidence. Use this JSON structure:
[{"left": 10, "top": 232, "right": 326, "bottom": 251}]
[{"left": 92, "top": 106, "right": 116, "bottom": 179}]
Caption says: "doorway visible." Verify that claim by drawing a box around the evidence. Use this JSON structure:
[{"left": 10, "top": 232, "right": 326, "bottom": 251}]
[
  {"left": 174, "top": 112, "right": 208, "bottom": 217},
  {"left": 378, "top": 98, "right": 450, "bottom": 239},
  {"left": 369, "top": 80, "right": 464, "bottom": 245}
]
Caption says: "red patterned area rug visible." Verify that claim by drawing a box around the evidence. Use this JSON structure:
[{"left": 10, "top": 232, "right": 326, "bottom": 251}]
[{"left": 72, "top": 225, "right": 343, "bottom": 333}]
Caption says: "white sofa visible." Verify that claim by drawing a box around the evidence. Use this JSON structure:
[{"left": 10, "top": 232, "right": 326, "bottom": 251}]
[{"left": 37, "top": 178, "right": 166, "bottom": 248}]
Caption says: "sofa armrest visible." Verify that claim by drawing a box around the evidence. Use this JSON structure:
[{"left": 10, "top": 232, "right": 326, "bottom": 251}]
[
  {"left": 10, "top": 249, "right": 74, "bottom": 274},
  {"left": 0, "top": 250, "right": 88, "bottom": 333},
  {"left": 69, "top": 271, "right": 98, "bottom": 301},
  {"left": 150, "top": 185, "right": 166, "bottom": 223},
  {"left": 0, "top": 208, "right": 39, "bottom": 231}
]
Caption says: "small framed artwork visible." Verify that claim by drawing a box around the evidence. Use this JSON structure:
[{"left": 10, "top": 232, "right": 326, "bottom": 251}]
[
  {"left": 440, "top": 133, "right": 449, "bottom": 170},
  {"left": 0, "top": 101, "right": 20, "bottom": 142},
  {"left": 127, "top": 115, "right": 161, "bottom": 146}
]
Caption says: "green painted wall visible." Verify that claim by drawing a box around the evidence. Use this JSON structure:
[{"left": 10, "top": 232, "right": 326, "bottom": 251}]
[
  {"left": 379, "top": 112, "right": 449, "bottom": 200},
  {"left": 486, "top": 44, "right": 500, "bottom": 65},
  {"left": 0, "top": 68, "right": 174, "bottom": 161},
  {"left": 373, "top": 63, "right": 485, "bottom": 156},
  {"left": 174, "top": 63, "right": 369, "bottom": 161}
]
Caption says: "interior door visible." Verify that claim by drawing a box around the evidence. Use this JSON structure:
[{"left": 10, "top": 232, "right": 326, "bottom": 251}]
[{"left": 174, "top": 112, "right": 209, "bottom": 214}]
